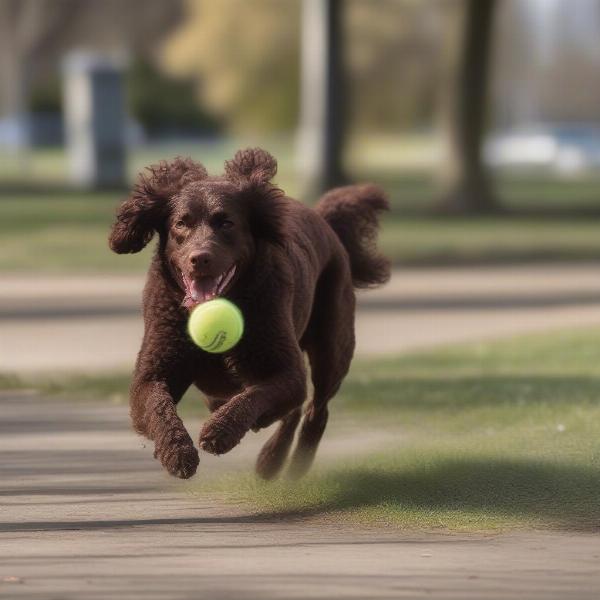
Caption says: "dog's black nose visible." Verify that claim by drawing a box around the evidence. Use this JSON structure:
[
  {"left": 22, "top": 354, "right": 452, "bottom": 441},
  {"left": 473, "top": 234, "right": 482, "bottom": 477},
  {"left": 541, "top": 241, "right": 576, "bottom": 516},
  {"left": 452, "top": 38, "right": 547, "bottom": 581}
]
[{"left": 189, "top": 251, "right": 212, "bottom": 268}]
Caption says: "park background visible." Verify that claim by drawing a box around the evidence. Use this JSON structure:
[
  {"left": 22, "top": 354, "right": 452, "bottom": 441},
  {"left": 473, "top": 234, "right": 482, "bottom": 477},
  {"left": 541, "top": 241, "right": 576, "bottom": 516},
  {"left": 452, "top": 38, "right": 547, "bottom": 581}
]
[
  {"left": 3, "top": 0, "right": 600, "bottom": 270},
  {"left": 3, "top": 0, "right": 600, "bottom": 553}
]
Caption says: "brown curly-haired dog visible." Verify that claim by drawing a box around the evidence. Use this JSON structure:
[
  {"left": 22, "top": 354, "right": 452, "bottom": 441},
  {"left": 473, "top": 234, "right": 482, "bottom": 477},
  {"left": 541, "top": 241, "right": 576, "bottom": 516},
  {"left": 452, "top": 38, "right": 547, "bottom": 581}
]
[{"left": 109, "top": 148, "right": 389, "bottom": 480}]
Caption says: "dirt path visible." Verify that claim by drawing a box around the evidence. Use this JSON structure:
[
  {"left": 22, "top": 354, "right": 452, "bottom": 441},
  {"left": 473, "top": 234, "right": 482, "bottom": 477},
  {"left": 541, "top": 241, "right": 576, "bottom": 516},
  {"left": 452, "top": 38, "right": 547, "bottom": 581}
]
[
  {"left": 4, "top": 263, "right": 600, "bottom": 373},
  {"left": 1, "top": 392, "right": 599, "bottom": 599}
]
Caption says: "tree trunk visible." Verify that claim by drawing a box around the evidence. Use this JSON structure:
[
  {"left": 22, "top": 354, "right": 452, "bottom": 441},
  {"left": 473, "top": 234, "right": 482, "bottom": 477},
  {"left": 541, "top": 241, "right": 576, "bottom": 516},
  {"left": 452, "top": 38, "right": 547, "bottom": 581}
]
[
  {"left": 437, "top": 0, "right": 498, "bottom": 213},
  {"left": 298, "top": 0, "right": 347, "bottom": 198}
]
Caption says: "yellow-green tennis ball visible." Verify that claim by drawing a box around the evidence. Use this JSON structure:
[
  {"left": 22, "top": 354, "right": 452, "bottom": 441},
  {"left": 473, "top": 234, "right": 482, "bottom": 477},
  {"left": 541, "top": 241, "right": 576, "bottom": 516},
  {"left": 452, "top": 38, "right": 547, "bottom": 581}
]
[{"left": 188, "top": 299, "right": 244, "bottom": 353}]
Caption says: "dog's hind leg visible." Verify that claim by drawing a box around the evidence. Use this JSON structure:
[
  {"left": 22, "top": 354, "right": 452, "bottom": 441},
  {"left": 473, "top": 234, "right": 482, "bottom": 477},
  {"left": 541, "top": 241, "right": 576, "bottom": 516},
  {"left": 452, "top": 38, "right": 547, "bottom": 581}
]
[
  {"left": 288, "top": 261, "right": 356, "bottom": 479},
  {"left": 288, "top": 402, "right": 329, "bottom": 480},
  {"left": 255, "top": 407, "right": 302, "bottom": 480}
]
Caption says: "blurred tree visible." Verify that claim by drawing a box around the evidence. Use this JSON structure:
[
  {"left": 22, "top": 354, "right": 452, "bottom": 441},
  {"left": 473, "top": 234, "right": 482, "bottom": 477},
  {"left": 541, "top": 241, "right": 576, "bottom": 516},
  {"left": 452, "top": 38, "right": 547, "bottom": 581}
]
[
  {"left": 128, "top": 59, "right": 220, "bottom": 138},
  {"left": 30, "top": 78, "right": 63, "bottom": 114},
  {"left": 437, "top": 0, "right": 498, "bottom": 212},
  {"left": 163, "top": 0, "right": 301, "bottom": 134},
  {"left": 163, "top": 0, "right": 447, "bottom": 136},
  {"left": 345, "top": 0, "right": 444, "bottom": 133}
]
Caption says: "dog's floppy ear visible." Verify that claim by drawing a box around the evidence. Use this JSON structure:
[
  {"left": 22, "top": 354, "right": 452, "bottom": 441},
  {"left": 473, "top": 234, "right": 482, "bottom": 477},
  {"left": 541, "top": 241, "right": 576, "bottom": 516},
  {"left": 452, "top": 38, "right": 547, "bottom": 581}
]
[
  {"left": 225, "top": 148, "right": 287, "bottom": 246},
  {"left": 109, "top": 157, "right": 207, "bottom": 254},
  {"left": 224, "top": 147, "right": 277, "bottom": 186}
]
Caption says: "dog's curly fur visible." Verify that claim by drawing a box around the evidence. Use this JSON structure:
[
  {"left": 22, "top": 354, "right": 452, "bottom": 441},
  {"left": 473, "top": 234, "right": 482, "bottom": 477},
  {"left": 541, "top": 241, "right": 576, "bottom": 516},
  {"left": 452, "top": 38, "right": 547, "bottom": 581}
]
[{"left": 109, "top": 148, "right": 390, "bottom": 480}]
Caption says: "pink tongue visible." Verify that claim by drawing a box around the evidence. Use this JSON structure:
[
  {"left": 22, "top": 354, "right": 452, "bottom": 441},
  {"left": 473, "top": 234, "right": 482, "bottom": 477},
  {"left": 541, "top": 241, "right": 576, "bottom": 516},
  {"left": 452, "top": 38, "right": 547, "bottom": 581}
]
[{"left": 191, "top": 278, "right": 217, "bottom": 302}]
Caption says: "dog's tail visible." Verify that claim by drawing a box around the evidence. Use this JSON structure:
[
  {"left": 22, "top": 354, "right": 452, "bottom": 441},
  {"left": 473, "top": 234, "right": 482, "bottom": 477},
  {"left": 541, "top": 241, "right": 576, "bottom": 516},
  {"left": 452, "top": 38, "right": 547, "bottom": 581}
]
[{"left": 316, "top": 184, "right": 391, "bottom": 288}]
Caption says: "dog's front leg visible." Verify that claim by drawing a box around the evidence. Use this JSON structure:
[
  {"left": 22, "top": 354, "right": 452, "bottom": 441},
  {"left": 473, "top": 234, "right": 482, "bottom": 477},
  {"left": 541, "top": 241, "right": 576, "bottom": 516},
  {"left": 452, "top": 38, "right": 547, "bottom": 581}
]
[
  {"left": 199, "top": 296, "right": 308, "bottom": 456},
  {"left": 131, "top": 377, "right": 198, "bottom": 479},
  {"left": 199, "top": 369, "right": 306, "bottom": 456}
]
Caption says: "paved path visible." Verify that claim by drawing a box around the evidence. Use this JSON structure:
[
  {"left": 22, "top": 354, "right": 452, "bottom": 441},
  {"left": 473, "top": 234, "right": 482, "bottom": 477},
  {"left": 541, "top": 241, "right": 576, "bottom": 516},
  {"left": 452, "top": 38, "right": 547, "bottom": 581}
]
[
  {"left": 2, "top": 392, "right": 600, "bottom": 599},
  {"left": 4, "top": 263, "right": 600, "bottom": 373}
]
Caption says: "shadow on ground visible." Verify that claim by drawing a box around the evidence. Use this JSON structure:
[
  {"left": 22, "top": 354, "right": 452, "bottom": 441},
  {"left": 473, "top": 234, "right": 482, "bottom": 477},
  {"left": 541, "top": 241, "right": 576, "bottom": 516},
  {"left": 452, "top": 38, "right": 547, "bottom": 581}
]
[
  {"left": 5, "top": 456, "right": 600, "bottom": 532},
  {"left": 205, "top": 456, "right": 600, "bottom": 534},
  {"left": 292, "top": 457, "right": 600, "bottom": 530}
]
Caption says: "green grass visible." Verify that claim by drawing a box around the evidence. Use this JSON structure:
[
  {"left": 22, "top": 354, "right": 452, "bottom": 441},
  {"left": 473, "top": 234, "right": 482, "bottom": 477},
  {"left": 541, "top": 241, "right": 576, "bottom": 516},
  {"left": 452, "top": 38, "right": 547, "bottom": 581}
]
[
  {"left": 0, "top": 370, "right": 209, "bottom": 416},
  {"left": 381, "top": 214, "right": 600, "bottom": 266},
  {"left": 0, "top": 138, "right": 300, "bottom": 191},
  {"left": 3, "top": 327, "right": 600, "bottom": 530},
  {"left": 0, "top": 371, "right": 132, "bottom": 404},
  {"left": 367, "top": 170, "right": 600, "bottom": 212},
  {"left": 4, "top": 186, "right": 600, "bottom": 272},
  {"left": 196, "top": 328, "right": 600, "bottom": 532},
  {"left": 3, "top": 137, "right": 600, "bottom": 271},
  {"left": 0, "top": 192, "right": 148, "bottom": 273}
]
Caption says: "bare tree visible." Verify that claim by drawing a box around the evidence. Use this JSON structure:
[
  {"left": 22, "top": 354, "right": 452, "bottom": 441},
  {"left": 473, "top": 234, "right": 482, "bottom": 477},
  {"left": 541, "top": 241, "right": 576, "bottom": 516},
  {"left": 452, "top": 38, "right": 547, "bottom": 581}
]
[{"left": 437, "top": 0, "right": 498, "bottom": 212}]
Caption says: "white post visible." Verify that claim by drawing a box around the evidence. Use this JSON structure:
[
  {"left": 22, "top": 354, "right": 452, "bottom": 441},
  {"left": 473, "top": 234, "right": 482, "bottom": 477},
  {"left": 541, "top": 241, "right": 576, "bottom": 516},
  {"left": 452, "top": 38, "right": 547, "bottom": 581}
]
[
  {"left": 63, "top": 52, "right": 126, "bottom": 188},
  {"left": 297, "top": 0, "right": 345, "bottom": 197}
]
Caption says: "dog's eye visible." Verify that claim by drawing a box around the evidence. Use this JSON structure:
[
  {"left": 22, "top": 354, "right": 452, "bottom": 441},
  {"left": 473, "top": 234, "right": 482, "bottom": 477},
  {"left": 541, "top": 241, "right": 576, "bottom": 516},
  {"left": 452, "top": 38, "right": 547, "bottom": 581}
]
[
  {"left": 174, "top": 220, "right": 187, "bottom": 230},
  {"left": 220, "top": 219, "right": 234, "bottom": 230}
]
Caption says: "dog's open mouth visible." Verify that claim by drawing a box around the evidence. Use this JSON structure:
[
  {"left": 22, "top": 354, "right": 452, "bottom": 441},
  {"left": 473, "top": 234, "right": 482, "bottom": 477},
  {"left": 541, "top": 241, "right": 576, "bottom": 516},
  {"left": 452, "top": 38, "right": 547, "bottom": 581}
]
[{"left": 181, "top": 264, "right": 237, "bottom": 308}]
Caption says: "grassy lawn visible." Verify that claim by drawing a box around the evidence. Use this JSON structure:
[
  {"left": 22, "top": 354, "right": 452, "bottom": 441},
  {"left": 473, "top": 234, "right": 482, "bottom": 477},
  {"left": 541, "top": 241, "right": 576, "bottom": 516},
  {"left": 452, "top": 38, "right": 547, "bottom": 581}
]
[
  {"left": 0, "top": 138, "right": 300, "bottom": 190},
  {"left": 381, "top": 213, "right": 600, "bottom": 265},
  {"left": 198, "top": 328, "right": 600, "bottom": 531},
  {"left": 4, "top": 327, "right": 600, "bottom": 531},
  {"left": 3, "top": 182, "right": 600, "bottom": 272},
  {"left": 0, "top": 191, "right": 148, "bottom": 273},
  {"left": 0, "top": 135, "right": 600, "bottom": 273},
  {"left": 0, "top": 370, "right": 207, "bottom": 415},
  {"left": 2, "top": 138, "right": 600, "bottom": 272}
]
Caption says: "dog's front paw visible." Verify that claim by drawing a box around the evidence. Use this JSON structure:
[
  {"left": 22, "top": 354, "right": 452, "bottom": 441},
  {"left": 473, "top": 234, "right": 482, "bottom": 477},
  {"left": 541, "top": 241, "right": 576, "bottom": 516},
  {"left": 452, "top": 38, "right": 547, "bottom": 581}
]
[
  {"left": 199, "top": 417, "right": 245, "bottom": 455},
  {"left": 154, "top": 438, "right": 199, "bottom": 479}
]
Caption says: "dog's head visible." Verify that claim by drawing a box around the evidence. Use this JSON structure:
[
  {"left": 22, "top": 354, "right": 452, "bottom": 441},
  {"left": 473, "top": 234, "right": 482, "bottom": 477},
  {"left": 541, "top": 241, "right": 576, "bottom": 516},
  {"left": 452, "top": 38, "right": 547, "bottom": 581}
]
[{"left": 109, "top": 148, "right": 287, "bottom": 308}]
